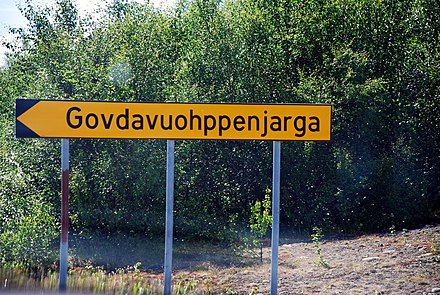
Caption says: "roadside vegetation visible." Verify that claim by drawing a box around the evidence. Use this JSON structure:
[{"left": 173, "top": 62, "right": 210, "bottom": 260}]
[{"left": 0, "top": 0, "right": 438, "bottom": 291}]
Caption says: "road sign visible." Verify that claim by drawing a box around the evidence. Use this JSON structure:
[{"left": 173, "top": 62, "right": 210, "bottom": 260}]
[{"left": 16, "top": 99, "right": 331, "bottom": 140}]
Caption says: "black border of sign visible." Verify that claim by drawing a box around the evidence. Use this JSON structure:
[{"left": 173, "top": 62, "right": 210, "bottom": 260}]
[
  {"left": 16, "top": 99, "right": 40, "bottom": 138},
  {"left": 15, "top": 98, "right": 333, "bottom": 141}
]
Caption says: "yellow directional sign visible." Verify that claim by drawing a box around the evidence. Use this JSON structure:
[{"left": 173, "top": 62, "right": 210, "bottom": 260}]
[{"left": 16, "top": 99, "right": 331, "bottom": 140}]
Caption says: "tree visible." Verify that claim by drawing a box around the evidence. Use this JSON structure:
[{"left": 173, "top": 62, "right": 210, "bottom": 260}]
[{"left": 249, "top": 188, "right": 271, "bottom": 263}]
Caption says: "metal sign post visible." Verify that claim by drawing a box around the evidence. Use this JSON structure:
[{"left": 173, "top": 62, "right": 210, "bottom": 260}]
[
  {"left": 60, "top": 138, "right": 69, "bottom": 292},
  {"left": 164, "top": 140, "right": 175, "bottom": 295},
  {"left": 270, "top": 141, "right": 281, "bottom": 295}
]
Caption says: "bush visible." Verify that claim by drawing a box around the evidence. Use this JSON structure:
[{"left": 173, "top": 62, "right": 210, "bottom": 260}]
[
  {"left": 0, "top": 120, "right": 58, "bottom": 267},
  {"left": 0, "top": 195, "right": 57, "bottom": 267}
]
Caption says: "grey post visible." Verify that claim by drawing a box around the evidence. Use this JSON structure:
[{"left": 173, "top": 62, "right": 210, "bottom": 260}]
[
  {"left": 270, "top": 141, "right": 281, "bottom": 295},
  {"left": 164, "top": 140, "right": 175, "bottom": 295},
  {"left": 60, "top": 138, "right": 69, "bottom": 292}
]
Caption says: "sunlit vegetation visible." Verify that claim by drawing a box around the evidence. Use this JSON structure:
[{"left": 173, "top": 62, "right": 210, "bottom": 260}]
[
  {"left": 0, "top": 262, "right": 197, "bottom": 294},
  {"left": 0, "top": 0, "right": 438, "bottom": 282}
]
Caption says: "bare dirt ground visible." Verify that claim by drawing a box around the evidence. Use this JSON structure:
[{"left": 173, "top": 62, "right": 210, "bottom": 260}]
[{"left": 166, "top": 224, "right": 440, "bottom": 294}]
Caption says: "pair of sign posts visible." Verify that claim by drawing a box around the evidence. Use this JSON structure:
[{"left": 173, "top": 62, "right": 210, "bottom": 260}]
[{"left": 16, "top": 99, "right": 331, "bottom": 294}]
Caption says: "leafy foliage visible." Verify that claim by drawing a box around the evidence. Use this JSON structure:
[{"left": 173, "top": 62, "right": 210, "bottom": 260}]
[
  {"left": 249, "top": 188, "right": 272, "bottom": 263},
  {"left": 311, "top": 226, "right": 328, "bottom": 268},
  {"left": 0, "top": 120, "right": 58, "bottom": 267}
]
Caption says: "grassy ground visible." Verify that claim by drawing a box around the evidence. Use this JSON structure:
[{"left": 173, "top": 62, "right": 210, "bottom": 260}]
[
  {"left": 1, "top": 232, "right": 255, "bottom": 294},
  {"left": 2, "top": 225, "right": 438, "bottom": 294},
  {"left": 70, "top": 232, "right": 250, "bottom": 271}
]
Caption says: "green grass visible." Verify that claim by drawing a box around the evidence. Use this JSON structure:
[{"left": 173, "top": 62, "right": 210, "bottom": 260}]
[
  {"left": 0, "top": 262, "right": 198, "bottom": 294},
  {"left": 1, "top": 232, "right": 247, "bottom": 294},
  {"left": 70, "top": 232, "right": 245, "bottom": 271}
]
